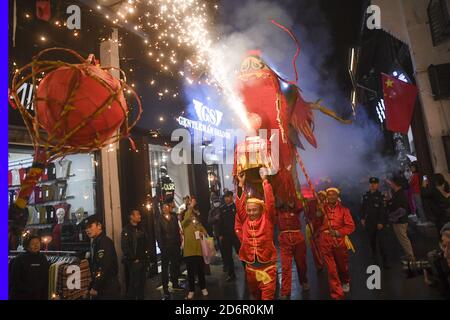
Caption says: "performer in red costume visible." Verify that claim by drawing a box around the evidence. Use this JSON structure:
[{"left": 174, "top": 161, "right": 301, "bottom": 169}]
[
  {"left": 317, "top": 188, "right": 355, "bottom": 300},
  {"left": 235, "top": 170, "right": 277, "bottom": 300},
  {"left": 277, "top": 202, "right": 309, "bottom": 299},
  {"left": 304, "top": 197, "right": 324, "bottom": 272}
]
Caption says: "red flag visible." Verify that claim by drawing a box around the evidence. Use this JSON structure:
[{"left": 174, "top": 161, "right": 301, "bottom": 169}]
[
  {"left": 382, "top": 73, "right": 418, "bottom": 134},
  {"left": 36, "top": 0, "right": 51, "bottom": 22}
]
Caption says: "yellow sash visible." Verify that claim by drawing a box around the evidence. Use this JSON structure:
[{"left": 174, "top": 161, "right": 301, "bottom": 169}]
[
  {"left": 345, "top": 235, "right": 355, "bottom": 253},
  {"left": 246, "top": 265, "right": 276, "bottom": 285},
  {"left": 305, "top": 224, "right": 312, "bottom": 246},
  {"left": 322, "top": 231, "right": 355, "bottom": 253}
]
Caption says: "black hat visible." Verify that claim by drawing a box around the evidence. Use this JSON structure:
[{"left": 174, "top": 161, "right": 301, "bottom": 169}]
[
  {"left": 82, "top": 215, "right": 102, "bottom": 229},
  {"left": 224, "top": 190, "right": 233, "bottom": 198},
  {"left": 369, "top": 177, "right": 379, "bottom": 184}
]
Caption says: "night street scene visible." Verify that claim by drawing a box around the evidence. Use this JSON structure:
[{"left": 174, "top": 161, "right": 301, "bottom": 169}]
[{"left": 6, "top": 0, "right": 450, "bottom": 303}]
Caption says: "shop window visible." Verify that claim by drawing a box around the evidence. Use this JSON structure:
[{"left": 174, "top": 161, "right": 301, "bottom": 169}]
[
  {"left": 8, "top": 150, "right": 98, "bottom": 252},
  {"left": 149, "top": 146, "right": 173, "bottom": 202},
  {"left": 207, "top": 164, "right": 221, "bottom": 195}
]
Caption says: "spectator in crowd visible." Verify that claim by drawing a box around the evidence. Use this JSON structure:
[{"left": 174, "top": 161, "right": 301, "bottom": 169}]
[
  {"left": 409, "top": 162, "right": 427, "bottom": 224},
  {"left": 387, "top": 176, "right": 415, "bottom": 261},
  {"left": 423, "top": 222, "right": 450, "bottom": 299},
  {"left": 217, "top": 190, "right": 241, "bottom": 282},
  {"left": 178, "top": 195, "right": 190, "bottom": 222},
  {"left": 155, "top": 203, "right": 184, "bottom": 300},
  {"left": 121, "top": 209, "right": 149, "bottom": 300},
  {"left": 208, "top": 193, "right": 223, "bottom": 261},
  {"left": 165, "top": 196, "right": 176, "bottom": 213},
  {"left": 422, "top": 174, "right": 450, "bottom": 237},
  {"left": 181, "top": 196, "right": 209, "bottom": 300},
  {"left": 10, "top": 234, "right": 49, "bottom": 300}
]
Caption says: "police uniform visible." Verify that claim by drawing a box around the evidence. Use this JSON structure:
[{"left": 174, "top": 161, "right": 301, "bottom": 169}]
[
  {"left": 86, "top": 218, "right": 120, "bottom": 300},
  {"left": 360, "top": 178, "right": 388, "bottom": 263}
]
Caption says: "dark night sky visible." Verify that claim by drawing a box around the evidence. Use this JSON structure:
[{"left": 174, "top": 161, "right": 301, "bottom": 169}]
[
  {"left": 9, "top": 0, "right": 367, "bottom": 135},
  {"left": 127, "top": 0, "right": 367, "bottom": 133},
  {"left": 316, "top": 0, "right": 366, "bottom": 93}
]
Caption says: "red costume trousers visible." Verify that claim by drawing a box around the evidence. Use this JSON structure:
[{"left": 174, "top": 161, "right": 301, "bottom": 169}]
[
  {"left": 245, "top": 264, "right": 277, "bottom": 300},
  {"left": 318, "top": 233, "right": 350, "bottom": 300},
  {"left": 310, "top": 233, "right": 324, "bottom": 271},
  {"left": 279, "top": 231, "right": 308, "bottom": 297}
]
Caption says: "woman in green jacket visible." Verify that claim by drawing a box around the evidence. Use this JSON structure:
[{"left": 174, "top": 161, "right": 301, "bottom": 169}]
[{"left": 182, "top": 196, "right": 208, "bottom": 299}]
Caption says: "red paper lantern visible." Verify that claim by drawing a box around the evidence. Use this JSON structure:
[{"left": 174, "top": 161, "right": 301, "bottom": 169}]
[{"left": 36, "top": 64, "right": 127, "bottom": 147}]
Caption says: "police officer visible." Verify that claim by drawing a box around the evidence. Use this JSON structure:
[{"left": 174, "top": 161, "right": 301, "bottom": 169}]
[
  {"left": 360, "top": 177, "right": 389, "bottom": 267},
  {"left": 217, "top": 190, "right": 241, "bottom": 282},
  {"left": 84, "top": 215, "right": 121, "bottom": 299}
]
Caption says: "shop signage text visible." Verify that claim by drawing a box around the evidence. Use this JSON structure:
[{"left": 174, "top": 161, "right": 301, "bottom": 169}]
[
  {"left": 177, "top": 99, "right": 230, "bottom": 139},
  {"left": 193, "top": 99, "right": 223, "bottom": 127},
  {"left": 177, "top": 116, "right": 231, "bottom": 139}
]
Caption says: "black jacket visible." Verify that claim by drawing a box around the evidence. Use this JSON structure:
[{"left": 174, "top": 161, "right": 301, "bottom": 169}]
[
  {"left": 155, "top": 212, "right": 181, "bottom": 249},
  {"left": 121, "top": 223, "right": 149, "bottom": 263},
  {"left": 10, "top": 251, "right": 49, "bottom": 300},
  {"left": 422, "top": 186, "right": 450, "bottom": 223},
  {"left": 217, "top": 203, "right": 237, "bottom": 238},
  {"left": 208, "top": 206, "right": 221, "bottom": 228},
  {"left": 360, "top": 190, "right": 387, "bottom": 228},
  {"left": 89, "top": 232, "right": 119, "bottom": 292},
  {"left": 388, "top": 189, "right": 410, "bottom": 224}
]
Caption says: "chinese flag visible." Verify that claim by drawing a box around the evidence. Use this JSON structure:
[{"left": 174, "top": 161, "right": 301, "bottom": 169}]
[
  {"left": 382, "top": 73, "right": 418, "bottom": 134},
  {"left": 36, "top": 0, "right": 51, "bottom": 22}
]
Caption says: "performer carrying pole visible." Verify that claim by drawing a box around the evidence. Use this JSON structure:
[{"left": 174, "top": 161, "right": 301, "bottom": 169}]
[
  {"left": 317, "top": 188, "right": 355, "bottom": 300},
  {"left": 277, "top": 202, "right": 309, "bottom": 299}
]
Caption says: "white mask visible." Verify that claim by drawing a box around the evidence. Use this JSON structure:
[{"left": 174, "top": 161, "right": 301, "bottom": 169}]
[{"left": 56, "top": 208, "right": 66, "bottom": 224}]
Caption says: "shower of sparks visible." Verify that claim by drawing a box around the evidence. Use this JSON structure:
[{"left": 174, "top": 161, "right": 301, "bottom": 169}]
[{"left": 101, "top": 0, "right": 250, "bottom": 130}]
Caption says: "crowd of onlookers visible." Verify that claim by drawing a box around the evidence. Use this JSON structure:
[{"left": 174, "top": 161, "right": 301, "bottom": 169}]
[{"left": 8, "top": 160, "right": 450, "bottom": 300}]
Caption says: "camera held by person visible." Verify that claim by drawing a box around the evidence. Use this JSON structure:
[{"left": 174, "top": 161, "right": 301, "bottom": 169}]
[{"left": 402, "top": 222, "right": 450, "bottom": 299}]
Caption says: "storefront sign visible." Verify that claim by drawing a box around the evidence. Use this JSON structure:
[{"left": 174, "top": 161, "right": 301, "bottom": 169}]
[
  {"left": 177, "top": 116, "right": 231, "bottom": 139},
  {"left": 177, "top": 99, "right": 230, "bottom": 139},
  {"left": 193, "top": 99, "right": 223, "bottom": 127}
]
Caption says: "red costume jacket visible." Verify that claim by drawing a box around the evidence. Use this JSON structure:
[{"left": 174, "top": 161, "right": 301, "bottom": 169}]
[
  {"left": 304, "top": 199, "right": 323, "bottom": 233},
  {"left": 277, "top": 208, "right": 302, "bottom": 232},
  {"left": 318, "top": 202, "right": 355, "bottom": 246},
  {"left": 235, "top": 180, "right": 277, "bottom": 264}
]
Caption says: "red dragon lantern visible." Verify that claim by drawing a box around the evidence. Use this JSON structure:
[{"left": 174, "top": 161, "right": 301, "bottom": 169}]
[{"left": 233, "top": 21, "right": 352, "bottom": 209}]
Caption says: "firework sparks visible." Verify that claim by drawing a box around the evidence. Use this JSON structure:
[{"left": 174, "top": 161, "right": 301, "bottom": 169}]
[{"left": 103, "top": 0, "right": 250, "bottom": 130}]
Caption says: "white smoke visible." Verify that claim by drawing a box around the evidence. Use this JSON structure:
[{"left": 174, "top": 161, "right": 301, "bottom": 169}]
[{"left": 184, "top": 0, "right": 396, "bottom": 200}]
